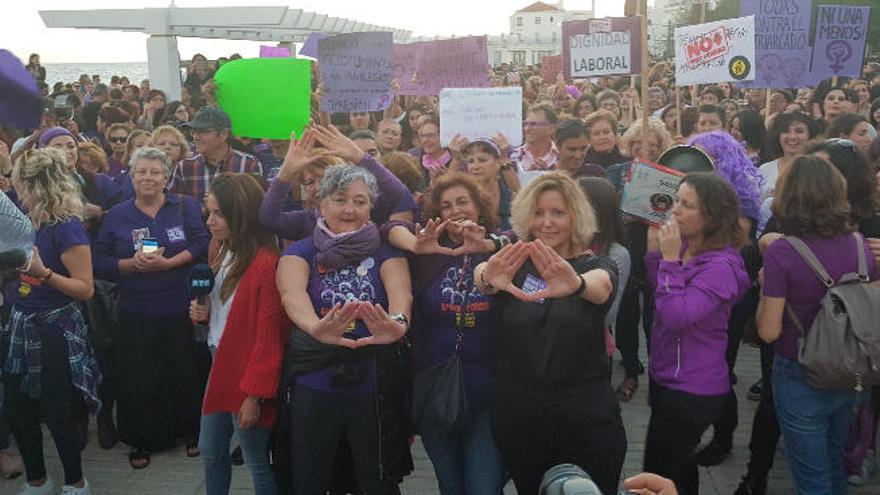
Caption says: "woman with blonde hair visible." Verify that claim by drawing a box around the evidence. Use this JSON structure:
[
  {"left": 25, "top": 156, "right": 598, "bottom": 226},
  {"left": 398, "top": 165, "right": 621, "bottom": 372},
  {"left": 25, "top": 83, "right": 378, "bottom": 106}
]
[
  {"left": 151, "top": 125, "right": 189, "bottom": 164},
  {"left": 121, "top": 129, "right": 151, "bottom": 169},
  {"left": 474, "top": 172, "right": 626, "bottom": 494},
  {"left": 3, "top": 148, "right": 99, "bottom": 495},
  {"left": 619, "top": 118, "right": 673, "bottom": 163}
]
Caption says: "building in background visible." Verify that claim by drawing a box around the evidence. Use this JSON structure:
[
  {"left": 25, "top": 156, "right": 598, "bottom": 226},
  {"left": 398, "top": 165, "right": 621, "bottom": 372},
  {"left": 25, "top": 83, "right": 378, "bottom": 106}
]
[{"left": 487, "top": 1, "right": 595, "bottom": 67}]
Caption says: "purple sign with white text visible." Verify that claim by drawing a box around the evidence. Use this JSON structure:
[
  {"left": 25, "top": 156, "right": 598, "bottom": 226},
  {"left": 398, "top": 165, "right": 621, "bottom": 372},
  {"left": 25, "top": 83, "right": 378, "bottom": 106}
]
[
  {"left": 739, "top": 0, "right": 813, "bottom": 88},
  {"left": 392, "top": 36, "right": 490, "bottom": 96},
  {"left": 260, "top": 45, "right": 292, "bottom": 58},
  {"left": 318, "top": 32, "right": 394, "bottom": 113},
  {"left": 810, "top": 5, "right": 871, "bottom": 81}
]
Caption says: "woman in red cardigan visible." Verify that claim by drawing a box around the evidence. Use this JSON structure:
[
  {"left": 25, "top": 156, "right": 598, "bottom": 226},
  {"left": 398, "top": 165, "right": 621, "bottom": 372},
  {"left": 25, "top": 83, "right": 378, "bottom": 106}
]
[{"left": 189, "top": 173, "right": 287, "bottom": 495}]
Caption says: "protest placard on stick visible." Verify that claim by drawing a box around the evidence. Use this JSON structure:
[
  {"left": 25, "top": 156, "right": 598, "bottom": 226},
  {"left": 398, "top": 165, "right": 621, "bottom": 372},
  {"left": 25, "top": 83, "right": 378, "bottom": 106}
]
[
  {"left": 674, "top": 16, "right": 756, "bottom": 86},
  {"left": 739, "top": 0, "right": 812, "bottom": 89},
  {"left": 810, "top": 5, "right": 871, "bottom": 81},
  {"left": 318, "top": 32, "right": 394, "bottom": 113},
  {"left": 563, "top": 18, "right": 642, "bottom": 79},
  {"left": 439, "top": 87, "right": 522, "bottom": 147},
  {"left": 393, "top": 36, "right": 490, "bottom": 96}
]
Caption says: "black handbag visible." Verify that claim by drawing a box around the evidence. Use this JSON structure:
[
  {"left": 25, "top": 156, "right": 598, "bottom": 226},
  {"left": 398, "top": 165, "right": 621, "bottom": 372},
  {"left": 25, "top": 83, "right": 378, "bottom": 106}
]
[{"left": 411, "top": 257, "right": 472, "bottom": 434}]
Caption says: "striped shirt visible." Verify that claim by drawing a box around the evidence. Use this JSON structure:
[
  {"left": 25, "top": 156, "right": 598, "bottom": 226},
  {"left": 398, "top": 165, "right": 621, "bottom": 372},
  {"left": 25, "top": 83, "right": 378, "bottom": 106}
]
[{"left": 169, "top": 147, "right": 262, "bottom": 200}]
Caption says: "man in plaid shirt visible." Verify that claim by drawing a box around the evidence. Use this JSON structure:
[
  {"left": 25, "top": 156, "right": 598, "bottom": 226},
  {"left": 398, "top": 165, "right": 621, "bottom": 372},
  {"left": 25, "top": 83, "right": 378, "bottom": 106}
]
[{"left": 170, "top": 108, "right": 262, "bottom": 201}]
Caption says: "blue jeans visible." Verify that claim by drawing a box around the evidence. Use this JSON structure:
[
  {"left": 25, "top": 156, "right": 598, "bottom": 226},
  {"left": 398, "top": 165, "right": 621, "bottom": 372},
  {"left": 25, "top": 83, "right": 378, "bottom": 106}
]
[
  {"left": 773, "top": 355, "right": 856, "bottom": 495},
  {"left": 420, "top": 407, "right": 505, "bottom": 495},
  {"left": 199, "top": 412, "right": 276, "bottom": 495}
]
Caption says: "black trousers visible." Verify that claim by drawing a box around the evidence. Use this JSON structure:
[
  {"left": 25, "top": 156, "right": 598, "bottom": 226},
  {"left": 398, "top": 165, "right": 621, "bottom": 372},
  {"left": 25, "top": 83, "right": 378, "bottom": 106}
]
[
  {"left": 491, "top": 380, "right": 627, "bottom": 495},
  {"left": 115, "top": 313, "right": 201, "bottom": 451},
  {"left": 744, "top": 343, "right": 781, "bottom": 477},
  {"left": 644, "top": 381, "right": 726, "bottom": 495},
  {"left": 289, "top": 384, "right": 394, "bottom": 495},
  {"left": 2, "top": 325, "right": 85, "bottom": 485},
  {"left": 615, "top": 282, "right": 654, "bottom": 378}
]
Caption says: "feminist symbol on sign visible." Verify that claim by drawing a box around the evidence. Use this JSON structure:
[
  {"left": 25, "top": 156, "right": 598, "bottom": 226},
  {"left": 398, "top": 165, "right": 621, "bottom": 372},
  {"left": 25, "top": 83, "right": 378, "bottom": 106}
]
[
  {"left": 757, "top": 54, "right": 782, "bottom": 86},
  {"left": 826, "top": 40, "right": 852, "bottom": 73}
]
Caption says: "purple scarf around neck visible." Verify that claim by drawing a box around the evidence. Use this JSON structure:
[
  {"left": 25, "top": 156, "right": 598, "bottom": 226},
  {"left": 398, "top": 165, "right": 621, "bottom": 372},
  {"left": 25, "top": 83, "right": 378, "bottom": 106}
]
[{"left": 313, "top": 217, "right": 381, "bottom": 269}]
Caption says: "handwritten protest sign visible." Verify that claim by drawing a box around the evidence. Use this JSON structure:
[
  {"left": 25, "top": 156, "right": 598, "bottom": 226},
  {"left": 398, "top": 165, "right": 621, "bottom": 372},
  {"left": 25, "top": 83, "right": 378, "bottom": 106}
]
[
  {"left": 393, "top": 36, "right": 490, "bottom": 96},
  {"left": 260, "top": 45, "right": 292, "bottom": 58},
  {"left": 215, "top": 58, "right": 311, "bottom": 140},
  {"left": 439, "top": 87, "right": 522, "bottom": 147},
  {"left": 739, "top": 0, "right": 812, "bottom": 88},
  {"left": 541, "top": 55, "right": 563, "bottom": 83},
  {"left": 562, "top": 18, "right": 642, "bottom": 79},
  {"left": 620, "top": 160, "right": 685, "bottom": 226},
  {"left": 810, "top": 5, "right": 871, "bottom": 80},
  {"left": 675, "top": 16, "right": 756, "bottom": 86},
  {"left": 319, "top": 32, "right": 394, "bottom": 113},
  {"left": 299, "top": 32, "right": 329, "bottom": 58}
]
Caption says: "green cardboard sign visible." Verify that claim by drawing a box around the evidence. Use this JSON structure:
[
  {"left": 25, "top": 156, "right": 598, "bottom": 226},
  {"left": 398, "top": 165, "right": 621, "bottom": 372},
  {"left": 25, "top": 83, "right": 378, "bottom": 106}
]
[{"left": 215, "top": 58, "right": 312, "bottom": 139}]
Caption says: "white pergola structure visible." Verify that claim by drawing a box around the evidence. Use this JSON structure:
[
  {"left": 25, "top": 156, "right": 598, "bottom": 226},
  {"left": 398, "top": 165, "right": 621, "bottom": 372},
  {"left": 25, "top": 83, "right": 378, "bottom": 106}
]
[{"left": 40, "top": 6, "right": 412, "bottom": 100}]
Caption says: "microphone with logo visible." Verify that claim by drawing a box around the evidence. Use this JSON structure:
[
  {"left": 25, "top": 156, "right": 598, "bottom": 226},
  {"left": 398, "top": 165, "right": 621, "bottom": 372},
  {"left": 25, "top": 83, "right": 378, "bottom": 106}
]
[{"left": 189, "top": 263, "right": 215, "bottom": 343}]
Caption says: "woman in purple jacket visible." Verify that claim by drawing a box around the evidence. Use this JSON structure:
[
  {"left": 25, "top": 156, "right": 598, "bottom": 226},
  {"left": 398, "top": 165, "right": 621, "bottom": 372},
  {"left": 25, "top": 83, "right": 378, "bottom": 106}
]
[{"left": 643, "top": 173, "right": 751, "bottom": 495}]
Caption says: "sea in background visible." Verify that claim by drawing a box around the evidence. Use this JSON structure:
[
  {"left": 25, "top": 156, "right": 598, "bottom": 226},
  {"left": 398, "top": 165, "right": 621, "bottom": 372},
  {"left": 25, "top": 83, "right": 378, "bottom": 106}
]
[{"left": 45, "top": 62, "right": 166, "bottom": 88}]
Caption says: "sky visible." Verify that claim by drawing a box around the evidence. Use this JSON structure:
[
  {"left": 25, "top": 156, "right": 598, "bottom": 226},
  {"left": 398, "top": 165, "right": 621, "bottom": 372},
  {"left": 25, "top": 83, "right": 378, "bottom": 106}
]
[{"left": 1, "top": 0, "right": 625, "bottom": 63}]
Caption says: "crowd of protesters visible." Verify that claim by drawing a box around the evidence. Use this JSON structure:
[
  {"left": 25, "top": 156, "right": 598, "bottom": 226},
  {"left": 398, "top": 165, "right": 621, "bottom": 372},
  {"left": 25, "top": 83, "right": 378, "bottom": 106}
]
[{"left": 1, "top": 49, "right": 880, "bottom": 495}]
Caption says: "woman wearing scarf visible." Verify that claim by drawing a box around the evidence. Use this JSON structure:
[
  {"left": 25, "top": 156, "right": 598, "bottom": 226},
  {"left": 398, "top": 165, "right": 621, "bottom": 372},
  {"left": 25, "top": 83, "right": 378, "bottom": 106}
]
[
  {"left": 276, "top": 164, "right": 413, "bottom": 494},
  {"left": 583, "top": 110, "right": 627, "bottom": 170},
  {"left": 408, "top": 114, "right": 459, "bottom": 190}
]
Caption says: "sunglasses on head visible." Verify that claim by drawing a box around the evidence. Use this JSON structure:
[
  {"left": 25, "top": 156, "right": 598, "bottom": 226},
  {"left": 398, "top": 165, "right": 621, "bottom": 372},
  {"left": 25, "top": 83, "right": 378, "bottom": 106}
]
[{"left": 824, "top": 138, "right": 857, "bottom": 150}]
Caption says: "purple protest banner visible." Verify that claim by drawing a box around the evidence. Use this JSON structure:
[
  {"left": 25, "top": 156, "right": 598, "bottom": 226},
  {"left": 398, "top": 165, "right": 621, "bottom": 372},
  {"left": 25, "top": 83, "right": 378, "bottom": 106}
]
[
  {"left": 299, "top": 32, "right": 329, "bottom": 58},
  {"left": 810, "top": 5, "right": 871, "bottom": 81},
  {"left": 260, "top": 45, "right": 292, "bottom": 58},
  {"left": 562, "top": 18, "right": 642, "bottom": 79},
  {"left": 541, "top": 55, "right": 563, "bottom": 84},
  {"left": 392, "top": 36, "right": 490, "bottom": 96},
  {"left": 318, "top": 32, "right": 395, "bottom": 113},
  {"left": 0, "top": 50, "right": 41, "bottom": 129},
  {"left": 739, "top": 0, "right": 813, "bottom": 89}
]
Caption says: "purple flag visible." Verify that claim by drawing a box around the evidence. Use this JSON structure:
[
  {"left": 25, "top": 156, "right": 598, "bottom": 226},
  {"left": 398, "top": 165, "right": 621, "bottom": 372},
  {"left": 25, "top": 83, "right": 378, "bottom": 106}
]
[
  {"left": 299, "top": 32, "right": 329, "bottom": 58},
  {"left": 739, "top": 0, "right": 813, "bottom": 89},
  {"left": 319, "top": 32, "right": 395, "bottom": 113},
  {"left": 810, "top": 5, "right": 871, "bottom": 81},
  {"left": 393, "top": 36, "right": 490, "bottom": 96},
  {"left": 260, "top": 45, "right": 292, "bottom": 58},
  {"left": 0, "top": 50, "right": 41, "bottom": 129}
]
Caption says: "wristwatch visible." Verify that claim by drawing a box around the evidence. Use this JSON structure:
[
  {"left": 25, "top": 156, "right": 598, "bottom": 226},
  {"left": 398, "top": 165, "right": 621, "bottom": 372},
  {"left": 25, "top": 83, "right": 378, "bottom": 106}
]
[{"left": 389, "top": 312, "right": 409, "bottom": 329}]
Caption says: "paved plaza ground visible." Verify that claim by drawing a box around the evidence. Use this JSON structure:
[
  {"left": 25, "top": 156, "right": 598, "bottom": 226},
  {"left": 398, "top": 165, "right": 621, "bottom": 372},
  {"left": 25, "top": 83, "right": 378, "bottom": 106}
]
[{"left": 2, "top": 341, "right": 878, "bottom": 494}]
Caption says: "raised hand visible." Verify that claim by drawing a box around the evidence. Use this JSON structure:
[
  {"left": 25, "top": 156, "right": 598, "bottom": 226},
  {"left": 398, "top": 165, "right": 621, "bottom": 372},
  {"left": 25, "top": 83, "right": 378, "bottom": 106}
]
[
  {"left": 658, "top": 220, "right": 682, "bottom": 262},
  {"left": 492, "top": 133, "right": 511, "bottom": 157},
  {"left": 413, "top": 219, "right": 457, "bottom": 256},
  {"left": 353, "top": 303, "right": 406, "bottom": 347},
  {"left": 448, "top": 133, "right": 470, "bottom": 160},
  {"left": 449, "top": 220, "right": 493, "bottom": 255},
  {"left": 277, "top": 128, "right": 328, "bottom": 182},
  {"left": 481, "top": 241, "right": 531, "bottom": 299},
  {"left": 312, "top": 124, "right": 365, "bottom": 164},
  {"left": 309, "top": 300, "right": 360, "bottom": 348},
  {"left": 524, "top": 239, "right": 581, "bottom": 301}
]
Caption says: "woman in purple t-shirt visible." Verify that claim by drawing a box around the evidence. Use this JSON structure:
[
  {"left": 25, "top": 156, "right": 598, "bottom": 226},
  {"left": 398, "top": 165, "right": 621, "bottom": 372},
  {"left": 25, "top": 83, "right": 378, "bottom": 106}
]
[
  {"left": 5, "top": 148, "right": 98, "bottom": 495},
  {"left": 276, "top": 164, "right": 412, "bottom": 494},
  {"left": 386, "top": 173, "right": 505, "bottom": 494},
  {"left": 758, "top": 155, "right": 878, "bottom": 494}
]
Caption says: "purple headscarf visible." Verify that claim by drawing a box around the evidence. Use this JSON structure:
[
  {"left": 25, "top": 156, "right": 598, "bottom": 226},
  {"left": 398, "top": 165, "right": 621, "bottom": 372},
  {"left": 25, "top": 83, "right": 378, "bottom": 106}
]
[
  {"left": 687, "top": 131, "right": 763, "bottom": 221},
  {"left": 37, "top": 126, "right": 75, "bottom": 148}
]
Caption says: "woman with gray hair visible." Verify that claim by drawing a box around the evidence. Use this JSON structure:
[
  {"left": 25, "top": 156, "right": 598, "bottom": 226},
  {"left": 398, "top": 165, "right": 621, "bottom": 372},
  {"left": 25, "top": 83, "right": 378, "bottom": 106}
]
[
  {"left": 94, "top": 146, "right": 210, "bottom": 470},
  {"left": 276, "top": 163, "right": 414, "bottom": 494}
]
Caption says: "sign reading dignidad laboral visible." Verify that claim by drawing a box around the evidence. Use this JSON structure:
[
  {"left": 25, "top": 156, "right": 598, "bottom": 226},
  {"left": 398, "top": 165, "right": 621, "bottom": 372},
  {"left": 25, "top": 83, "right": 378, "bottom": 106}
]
[{"left": 563, "top": 17, "right": 642, "bottom": 79}]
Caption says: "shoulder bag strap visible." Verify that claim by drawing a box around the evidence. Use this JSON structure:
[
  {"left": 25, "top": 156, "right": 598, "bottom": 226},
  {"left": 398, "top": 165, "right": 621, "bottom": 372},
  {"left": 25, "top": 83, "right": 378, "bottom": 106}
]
[
  {"left": 853, "top": 232, "right": 869, "bottom": 281},
  {"left": 784, "top": 236, "right": 835, "bottom": 288}
]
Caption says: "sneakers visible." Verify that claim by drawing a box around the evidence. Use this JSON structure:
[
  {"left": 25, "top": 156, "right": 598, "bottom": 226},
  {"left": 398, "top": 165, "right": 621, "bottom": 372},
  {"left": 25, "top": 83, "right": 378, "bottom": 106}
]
[
  {"left": 15, "top": 479, "right": 54, "bottom": 495},
  {"left": 747, "top": 379, "right": 763, "bottom": 401},
  {"left": 60, "top": 479, "right": 91, "bottom": 495},
  {"left": 0, "top": 449, "right": 24, "bottom": 479},
  {"left": 694, "top": 437, "right": 732, "bottom": 467}
]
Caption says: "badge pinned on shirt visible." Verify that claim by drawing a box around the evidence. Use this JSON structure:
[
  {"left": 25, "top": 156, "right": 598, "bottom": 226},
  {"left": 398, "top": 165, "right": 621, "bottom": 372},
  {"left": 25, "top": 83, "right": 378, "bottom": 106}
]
[
  {"left": 131, "top": 227, "right": 150, "bottom": 252},
  {"left": 357, "top": 257, "right": 374, "bottom": 278},
  {"left": 18, "top": 273, "right": 42, "bottom": 298},
  {"left": 521, "top": 273, "right": 547, "bottom": 304},
  {"left": 166, "top": 226, "right": 186, "bottom": 243}
]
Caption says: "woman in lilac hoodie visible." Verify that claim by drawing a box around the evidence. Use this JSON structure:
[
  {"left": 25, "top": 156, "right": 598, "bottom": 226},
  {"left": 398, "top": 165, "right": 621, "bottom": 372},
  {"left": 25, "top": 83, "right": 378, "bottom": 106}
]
[{"left": 642, "top": 173, "right": 751, "bottom": 495}]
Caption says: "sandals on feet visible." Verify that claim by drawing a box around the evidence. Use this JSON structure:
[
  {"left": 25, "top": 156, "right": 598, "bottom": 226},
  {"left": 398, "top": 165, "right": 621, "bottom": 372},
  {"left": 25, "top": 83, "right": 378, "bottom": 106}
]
[
  {"left": 129, "top": 449, "right": 150, "bottom": 469},
  {"left": 616, "top": 377, "right": 639, "bottom": 402}
]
